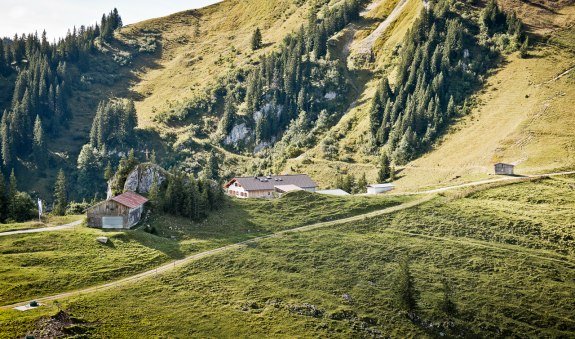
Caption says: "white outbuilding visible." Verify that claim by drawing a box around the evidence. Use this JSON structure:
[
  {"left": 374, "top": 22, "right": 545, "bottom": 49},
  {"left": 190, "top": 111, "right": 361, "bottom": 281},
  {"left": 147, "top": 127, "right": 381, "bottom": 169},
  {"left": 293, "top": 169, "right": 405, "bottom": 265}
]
[{"left": 367, "top": 183, "right": 395, "bottom": 195}]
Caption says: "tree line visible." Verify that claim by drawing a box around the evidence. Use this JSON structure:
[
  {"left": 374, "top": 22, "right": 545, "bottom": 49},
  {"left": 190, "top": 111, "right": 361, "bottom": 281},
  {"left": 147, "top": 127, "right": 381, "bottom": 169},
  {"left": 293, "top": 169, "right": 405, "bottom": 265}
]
[
  {"left": 150, "top": 169, "right": 225, "bottom": 221},
  {"left": 368, "top": 0, "right": 525, "bottom": 164},
  {"left": 0, "top": 9, "right": 123, "bottom": 174}
]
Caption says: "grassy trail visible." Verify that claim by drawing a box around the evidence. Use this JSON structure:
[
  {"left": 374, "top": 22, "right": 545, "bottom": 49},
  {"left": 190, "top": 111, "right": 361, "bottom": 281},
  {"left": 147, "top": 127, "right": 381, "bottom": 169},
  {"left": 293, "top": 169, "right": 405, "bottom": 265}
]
[{"left": 0, "top": 220, "right": 83, "bottom": 237}]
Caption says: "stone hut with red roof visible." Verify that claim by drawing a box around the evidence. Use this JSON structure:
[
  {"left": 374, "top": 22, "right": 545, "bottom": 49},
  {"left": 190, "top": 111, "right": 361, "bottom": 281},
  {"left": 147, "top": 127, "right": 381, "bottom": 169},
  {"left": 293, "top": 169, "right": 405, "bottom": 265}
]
[{"left": 86, "top": 191, "right": 149, "bottom": 229}]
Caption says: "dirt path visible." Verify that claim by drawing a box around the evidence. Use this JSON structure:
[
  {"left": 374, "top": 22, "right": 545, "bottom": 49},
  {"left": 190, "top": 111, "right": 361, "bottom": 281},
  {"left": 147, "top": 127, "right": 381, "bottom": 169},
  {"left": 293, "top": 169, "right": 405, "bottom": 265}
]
[
  {"left": 0, "top": 195, "right": 434, "bottom": 310},
  {"left": 0, "top": 220, "right": 83, "bottom": 237},
  {"left": 397, "top": 170, "right": 575, "bottom": 195}
]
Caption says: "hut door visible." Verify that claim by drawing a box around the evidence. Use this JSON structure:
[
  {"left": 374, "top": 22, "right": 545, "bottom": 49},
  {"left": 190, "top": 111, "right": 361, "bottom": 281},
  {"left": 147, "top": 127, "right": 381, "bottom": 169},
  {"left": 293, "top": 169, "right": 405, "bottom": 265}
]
[{"left": 102, "top": 216, "right": 123, "bottom": 229}]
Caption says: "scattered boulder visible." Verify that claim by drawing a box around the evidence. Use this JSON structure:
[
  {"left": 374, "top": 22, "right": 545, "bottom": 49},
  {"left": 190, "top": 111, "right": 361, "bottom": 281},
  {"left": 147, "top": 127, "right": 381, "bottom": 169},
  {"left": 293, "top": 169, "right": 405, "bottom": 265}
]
[
  {"left": 123, "top": 163, "right": 168, "bottom": 194},
  {"left": 96, "top": 236, "right": 109, "bottom": 244}
]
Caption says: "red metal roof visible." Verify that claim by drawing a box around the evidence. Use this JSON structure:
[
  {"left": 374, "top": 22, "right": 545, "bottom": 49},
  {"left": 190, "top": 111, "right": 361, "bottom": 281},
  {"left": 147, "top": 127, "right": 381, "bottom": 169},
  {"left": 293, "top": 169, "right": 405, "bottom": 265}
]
[{"left": 111, "top": 191, "right": 148, "bottom": 208}]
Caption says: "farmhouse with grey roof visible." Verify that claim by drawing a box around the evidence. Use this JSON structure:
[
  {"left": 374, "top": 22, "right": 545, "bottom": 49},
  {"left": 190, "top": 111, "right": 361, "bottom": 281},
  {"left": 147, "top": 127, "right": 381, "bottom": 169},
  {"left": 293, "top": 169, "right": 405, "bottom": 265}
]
[{"left": 224, "top": 174, "right": 317, "bottom": 198}]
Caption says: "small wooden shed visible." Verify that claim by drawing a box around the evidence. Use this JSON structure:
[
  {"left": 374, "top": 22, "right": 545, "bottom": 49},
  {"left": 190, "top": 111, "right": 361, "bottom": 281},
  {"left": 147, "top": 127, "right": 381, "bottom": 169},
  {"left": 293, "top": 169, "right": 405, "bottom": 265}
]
[
  {"left": 86, "top": 191, "right": 148, "bottom": 229},
  {"left": 494, "top": 163, "right": 515, "bottom": 175}
]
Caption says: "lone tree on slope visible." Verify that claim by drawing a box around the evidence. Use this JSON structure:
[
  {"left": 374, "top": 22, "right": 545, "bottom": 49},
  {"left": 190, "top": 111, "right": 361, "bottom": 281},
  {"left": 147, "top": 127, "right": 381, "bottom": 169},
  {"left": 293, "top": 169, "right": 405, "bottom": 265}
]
[{"left": 251, "top": 27, "right": 263, "bottom": 51}]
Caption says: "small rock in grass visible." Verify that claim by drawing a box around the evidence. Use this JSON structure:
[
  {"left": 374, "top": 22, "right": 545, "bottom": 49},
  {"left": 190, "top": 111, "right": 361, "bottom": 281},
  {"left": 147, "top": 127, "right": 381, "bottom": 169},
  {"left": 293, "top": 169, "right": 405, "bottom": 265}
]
[{"left": 96, "top": 237, "right": 109, "bottom": 244}]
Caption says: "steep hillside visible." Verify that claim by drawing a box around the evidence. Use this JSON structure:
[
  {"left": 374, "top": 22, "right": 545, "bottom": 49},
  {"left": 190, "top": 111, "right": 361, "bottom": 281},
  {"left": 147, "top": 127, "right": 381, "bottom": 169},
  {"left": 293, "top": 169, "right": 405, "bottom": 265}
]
[
  {"left": 119, "top": 0, "right": 324, "bottom": 128},
  {"left": 282, "top": 0, "right": 575, "bottom": 190}
]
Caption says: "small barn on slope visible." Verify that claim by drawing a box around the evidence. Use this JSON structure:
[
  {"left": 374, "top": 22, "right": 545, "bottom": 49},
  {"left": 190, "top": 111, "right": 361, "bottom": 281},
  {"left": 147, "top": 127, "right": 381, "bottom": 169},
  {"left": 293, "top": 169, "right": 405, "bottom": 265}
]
[
  {"left": 87, "top": 191, "right": 148, "bottom": 229},
  {"left": 494, "top": 163, "right": 515, "bottom": 175}
]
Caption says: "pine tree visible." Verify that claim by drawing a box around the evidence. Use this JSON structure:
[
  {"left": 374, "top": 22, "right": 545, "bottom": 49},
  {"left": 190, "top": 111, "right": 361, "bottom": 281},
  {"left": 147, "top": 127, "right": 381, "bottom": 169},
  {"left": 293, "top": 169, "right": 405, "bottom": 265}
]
[
  {"left": 206, "top": 151, "right": 219, "bottom": 180},
  {"left": 8, "top": 170, "right": 18, "bottom": 220},
  {"left": 53, "top": 169, "right": 68, "bottom": 216},
  {"left": 519, "top": 36, "right": 529, "bottom": 58},
  {"left": 104, "top": 161, "right": 113, "bottom": 181},
  {"left": 378, "top": 153, "right": 391, "bottom": 183},
  {"left": 220, "top": 91, "right": 235, "bottom": 135},
  {"left": 148, "top": 173, "right": 160, "bottom": 209},
  {"left": 123, "top": 99, "right": 138, "bottom": 144},
  {"left": 251, "top": 28, "right": 263, "bottom": 51},
  {"left": 33, "top": 115, "right": 46, "bottom": 168},
  {"left": 1, "top": 111, "right": 12, "bottom": 168},
  {"left": 357, "top": 173, "right": 367, "bottom": 194},
  {"left": 0, "top": 173, "right": 7, "bottom": 222}
]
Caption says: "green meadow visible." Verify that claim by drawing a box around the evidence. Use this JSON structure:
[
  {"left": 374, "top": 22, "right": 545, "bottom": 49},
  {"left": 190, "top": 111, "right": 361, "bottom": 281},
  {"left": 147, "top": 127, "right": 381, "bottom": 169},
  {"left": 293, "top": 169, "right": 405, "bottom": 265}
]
[{"left": 1, "top": 176, "right": 573, "bottom": 337}]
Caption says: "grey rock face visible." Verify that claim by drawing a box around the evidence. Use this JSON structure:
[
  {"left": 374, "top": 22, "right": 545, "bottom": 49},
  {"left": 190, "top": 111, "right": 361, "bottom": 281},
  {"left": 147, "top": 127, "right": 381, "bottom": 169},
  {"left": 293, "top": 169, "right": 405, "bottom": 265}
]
[{"left": 123, "top": 163, "right": 167, "bottom": 194}]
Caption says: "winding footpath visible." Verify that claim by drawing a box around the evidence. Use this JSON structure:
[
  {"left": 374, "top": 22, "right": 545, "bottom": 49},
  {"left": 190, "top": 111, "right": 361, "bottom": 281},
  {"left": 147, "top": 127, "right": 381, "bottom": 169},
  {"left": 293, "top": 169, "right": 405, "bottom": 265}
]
[
  {"left": 1, "top": 170, "right": 574, "bottom": 310},
  {"left": 0, "top": 220, "right": 83, "bottom": 237}
]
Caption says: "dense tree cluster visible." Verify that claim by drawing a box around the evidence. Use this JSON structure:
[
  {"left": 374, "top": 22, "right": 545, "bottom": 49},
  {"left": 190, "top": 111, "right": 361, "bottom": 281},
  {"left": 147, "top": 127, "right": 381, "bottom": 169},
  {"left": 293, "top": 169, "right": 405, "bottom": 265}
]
[
  {"left": 0, "top": 170, "right": 37, "bottom": 222},
  {"left": 153, "top": 169, "right": 225, "bottom": 221},
  {"left": 369, "top": 0, "right": 524, "bottom": 164},
  {"left": 0, "top": 9, "right": 123, "bottom": 173},
  {"left": 221, "top": 0, "right": 362, "bottom": 147},
  {"left": 89, "top": 99, "right": 138, "bottom": 151},
  {"left": 1, "top": 56, "right": 70, "bottom": 169},
  {"left": 100, "top": 8, "right": 123, "bottom": 41},
  {"left": 335, "top": 172, "right": 367, "bottom": 194}
]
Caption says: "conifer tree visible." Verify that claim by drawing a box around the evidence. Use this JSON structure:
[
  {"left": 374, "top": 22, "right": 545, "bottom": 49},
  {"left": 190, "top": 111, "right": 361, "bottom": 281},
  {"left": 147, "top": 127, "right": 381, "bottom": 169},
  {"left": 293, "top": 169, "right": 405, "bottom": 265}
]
[
  {"left": 8, "top": 170, "right": 18, "bottom": 220},
  {"left": 104, "top": 161, "right": 113, "bottom": 181},
  {"left": 519, "top": 36, "right": 529, "bottom": 58},
  {"left": 206, "top": 151, "right": 219, "bottom": 180},
  {"left": 33, "top": 115, "right": 46, "bottom": 168},
  {"left": 148, "top": 173, "right": 160, "bottom": 209},
  {"left": 219, "top": 91, "right": 235, "bottom": 134},
  {"left": 1, "top": 111, "right": 12, "bottom": 168},
  {"left": 357, "top": 172, "right": 368, "bottom": 193},
  {"left": 251, "top": 28, "right": 263, "bottom": 51},
  {"left": 378, "top": 153, "right": 391, "bottom": 183},
  {"left": 53, "top": 169, "right": 68, "bottom": 216},
  {"left": 0, "top": 174, "right": 7, "bottom": 222}
]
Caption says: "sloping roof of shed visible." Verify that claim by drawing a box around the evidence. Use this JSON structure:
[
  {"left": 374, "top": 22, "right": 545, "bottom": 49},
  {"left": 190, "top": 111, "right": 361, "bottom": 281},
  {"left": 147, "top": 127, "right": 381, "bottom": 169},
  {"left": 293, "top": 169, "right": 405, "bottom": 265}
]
[
  {"left": 494, "top": 163, "right": 514, "bottom": 166},
  {"left": 225, "top": 174, "right": 317, "bottom": 191},
  {"left": 316, "top": 189, "right": 350, "bottom": 196},
  {"left": 367, "top": 183, "right": 396, "bottom": 188},
  {"left": 112, "top": 191, "right": 148, "bottom": 208}
]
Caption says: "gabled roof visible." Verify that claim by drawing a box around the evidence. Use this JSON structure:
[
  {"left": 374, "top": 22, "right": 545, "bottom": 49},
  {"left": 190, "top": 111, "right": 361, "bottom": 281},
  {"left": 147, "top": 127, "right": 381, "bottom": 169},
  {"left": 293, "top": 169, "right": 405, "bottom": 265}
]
[
  {"left": 495, "top": 162, "right": 514, "bottom": 166},
  {"left": 111, "top": 191, "right": 148, "bottom": 208},
  {"left": 224, "top": 174, "right": 317, "bottom": 191}
]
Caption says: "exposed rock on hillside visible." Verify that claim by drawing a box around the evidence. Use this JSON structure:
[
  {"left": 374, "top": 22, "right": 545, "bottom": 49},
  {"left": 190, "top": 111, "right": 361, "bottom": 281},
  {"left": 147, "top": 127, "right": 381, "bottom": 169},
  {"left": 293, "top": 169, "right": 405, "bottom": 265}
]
[{"left": 123, "top": 163, "right": 168, "bottom": 194}]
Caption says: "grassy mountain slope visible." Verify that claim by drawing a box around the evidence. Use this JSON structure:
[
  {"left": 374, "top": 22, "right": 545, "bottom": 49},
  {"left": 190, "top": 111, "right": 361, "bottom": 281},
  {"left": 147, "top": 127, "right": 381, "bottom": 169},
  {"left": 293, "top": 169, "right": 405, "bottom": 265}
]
[
  {"left": 1, "top": 175, "right": 573, "bottom": 337},
  {"left": 118, "top": 0, "right": 325, "bottom": 128},
  {"left": 282, "top": 0, "right": 575, "bottom": 189}
]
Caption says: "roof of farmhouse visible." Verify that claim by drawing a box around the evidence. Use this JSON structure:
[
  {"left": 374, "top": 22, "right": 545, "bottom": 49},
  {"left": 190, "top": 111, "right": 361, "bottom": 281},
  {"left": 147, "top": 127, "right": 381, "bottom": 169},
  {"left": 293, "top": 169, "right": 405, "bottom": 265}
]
[
  {"left": 111, "top": 191, "right": 149, "bottom": 209},
  {"left": 225, "top": 174, "right": 317, "bottom": 191}
]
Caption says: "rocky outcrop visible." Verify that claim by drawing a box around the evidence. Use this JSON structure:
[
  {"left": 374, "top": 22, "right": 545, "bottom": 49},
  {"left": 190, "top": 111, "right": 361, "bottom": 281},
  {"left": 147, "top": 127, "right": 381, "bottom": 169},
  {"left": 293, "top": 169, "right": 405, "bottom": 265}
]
[
  {"left": 123, "top": 163, "right": 168, "bottom": 194},
  {"left": 224, "top": 123, "right": 250, "bottom": 146}
]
